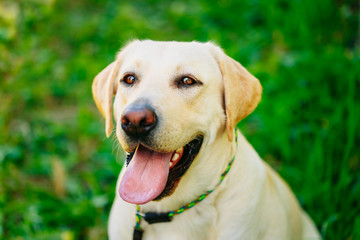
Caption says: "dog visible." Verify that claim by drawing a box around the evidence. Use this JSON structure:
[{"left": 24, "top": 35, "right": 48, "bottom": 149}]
[{"left": 92, "top": 40, "right": 321, "bottom": 240}]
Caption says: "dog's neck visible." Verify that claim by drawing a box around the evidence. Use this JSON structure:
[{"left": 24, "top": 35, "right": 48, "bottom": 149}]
[{"left": 139, "top": 131, "right": 236, "bottom": 213}]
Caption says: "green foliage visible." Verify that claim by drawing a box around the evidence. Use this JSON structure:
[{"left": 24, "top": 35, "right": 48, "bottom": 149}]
[{"left": 0, "top": 0, "right": 359, "bottom": 239}]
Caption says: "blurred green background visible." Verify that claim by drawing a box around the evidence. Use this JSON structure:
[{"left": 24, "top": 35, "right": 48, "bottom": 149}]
[{"left": 0, "top": 0, "right": 359, "bottom": 239}]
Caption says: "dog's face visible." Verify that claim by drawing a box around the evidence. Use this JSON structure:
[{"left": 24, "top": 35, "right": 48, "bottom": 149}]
[
  {"left": 114, "top": 41, "right": 225, "bottom": 153},
  {"left": 92, "top": 40, "right": 261, "bottom": 205}
]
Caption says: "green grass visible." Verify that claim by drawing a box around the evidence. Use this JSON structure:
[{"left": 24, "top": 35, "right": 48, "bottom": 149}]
[{"left": 0, "top": 0, "right": 359, "bottom": 239}]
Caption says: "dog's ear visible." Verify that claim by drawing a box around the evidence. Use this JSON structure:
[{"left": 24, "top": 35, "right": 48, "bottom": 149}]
[
  {"left": 92, "top": 40, "right": 139, "bottom": 137},
  {"left": 207, "top": 43, "right": 262, "bottom": 141},
  {"left": 92, "top": 61, "right": 120, "bottom": 137}
]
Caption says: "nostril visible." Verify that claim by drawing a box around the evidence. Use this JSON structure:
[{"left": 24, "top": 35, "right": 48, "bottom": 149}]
[
  {"left": 139, "top": 119, "right": 147, "bottom": 127},
  {"left": 121, "top": 116, "right": 130, "bottom": 126}
]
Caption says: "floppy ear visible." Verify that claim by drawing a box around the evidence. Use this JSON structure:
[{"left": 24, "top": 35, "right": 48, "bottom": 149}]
[
  {"left": 92, "top": 40, "right": 139, "bottom": 137},
  {"left": 92, "top": 61, "right": 121, "bottom": 137},
  {"left": 208, "top": 43, "right": 262, "bottom": 141}
]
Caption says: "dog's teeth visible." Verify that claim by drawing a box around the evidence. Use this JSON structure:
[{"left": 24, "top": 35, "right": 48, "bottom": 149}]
[
  {"left": 172, "top": 153, "right": 180, "bottom": 162},
  {"left": 169, "top": 162, "right": 173, "bottom": 167},
  {"left": 175, "top": 147, "right": 184, "bottom": 154}
]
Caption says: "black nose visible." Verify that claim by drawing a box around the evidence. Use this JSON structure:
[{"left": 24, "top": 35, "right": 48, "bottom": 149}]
[{"left": 121, "top": 105, "right": 157, "bottom": 138}]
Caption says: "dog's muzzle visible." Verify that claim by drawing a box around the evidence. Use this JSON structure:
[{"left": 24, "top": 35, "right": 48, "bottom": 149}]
[{"left": 118, "top": 103, "right": 204, "bottom": 205}]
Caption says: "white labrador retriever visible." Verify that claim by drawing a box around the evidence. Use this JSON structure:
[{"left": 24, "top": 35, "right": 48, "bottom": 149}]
[{"left": 92, "top": 40, "right": 321, "bottom": 240}]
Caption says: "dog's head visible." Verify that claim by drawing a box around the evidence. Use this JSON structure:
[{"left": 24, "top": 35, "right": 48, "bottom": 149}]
[{"left": 92, "top": 40, "right": 261, "bottom": 204}]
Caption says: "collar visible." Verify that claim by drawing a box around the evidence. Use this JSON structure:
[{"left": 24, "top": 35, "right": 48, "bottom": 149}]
[{"left": 132, "top": 130, "right": 238, "bottom": 240}]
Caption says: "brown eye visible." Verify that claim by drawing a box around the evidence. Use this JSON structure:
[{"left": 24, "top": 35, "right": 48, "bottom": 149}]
[
  {"left": 122, "top": 74, "right": 136, "bottom": 85},
  {"left": 181, "top": 76, "right": 196, "bottom": 86}
]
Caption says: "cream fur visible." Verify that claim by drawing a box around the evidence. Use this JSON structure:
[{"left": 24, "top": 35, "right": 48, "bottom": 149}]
[{"left": 92, "top": 40, "right": 321, "bottom": 240}]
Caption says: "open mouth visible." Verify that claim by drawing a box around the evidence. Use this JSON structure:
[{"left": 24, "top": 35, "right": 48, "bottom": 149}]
[{"left": 119, "top": 136, "right": 203, "bottom": 204}]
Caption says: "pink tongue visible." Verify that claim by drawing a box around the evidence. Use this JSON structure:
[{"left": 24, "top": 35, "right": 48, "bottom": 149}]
[{"left": 119, "top": 145, "right": 173, "bottom": 204}]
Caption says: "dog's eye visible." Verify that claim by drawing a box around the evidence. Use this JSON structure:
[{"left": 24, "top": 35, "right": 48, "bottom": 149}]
[
  {"left": 122, "top": 74, "right": 136, "bottom": 85},
  {"left": 180, "top": 76, "right": 196, "bottom": 86}
]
